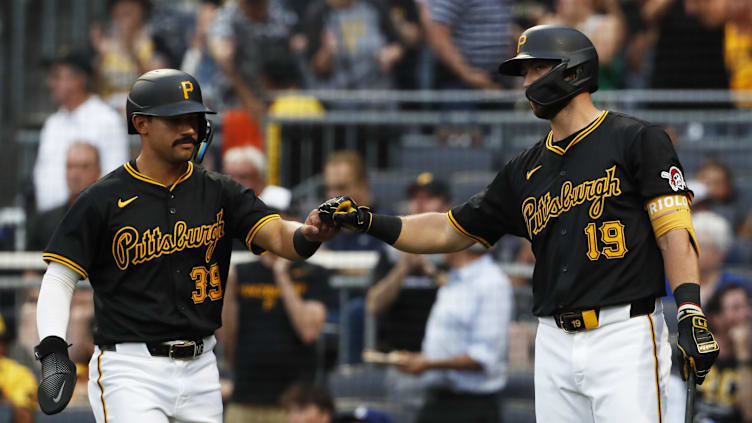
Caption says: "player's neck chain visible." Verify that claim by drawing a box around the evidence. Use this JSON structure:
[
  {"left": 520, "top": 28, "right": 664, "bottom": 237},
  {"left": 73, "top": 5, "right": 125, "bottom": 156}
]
[
  {"left": 522, "top": 166, "right": 622, "bottom": 237},
  {"left": 112, "top": 210, "right": 226, "bottom": 270}
]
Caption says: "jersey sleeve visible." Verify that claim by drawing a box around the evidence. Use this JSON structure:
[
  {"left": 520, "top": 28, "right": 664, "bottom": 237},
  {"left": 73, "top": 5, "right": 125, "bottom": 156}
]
[
  {"left": 449, "top": 165, "right": 526, "bottom": 247},
  {"left": 629, "top": 125, "right": 693, "bottom": 201},
  {"left": 225, "top": 179, "right": 280, "bottom": 254},
  {"left": 43, "top": 189, "right": 103, "bottom": 279}
]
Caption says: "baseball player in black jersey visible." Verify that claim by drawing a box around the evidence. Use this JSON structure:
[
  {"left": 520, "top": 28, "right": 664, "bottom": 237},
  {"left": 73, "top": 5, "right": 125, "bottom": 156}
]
[
  {"left": 318, "top": 25, "right": 719, "bottom": 422},
  {"left": 33, "top": 69, "right": 337, "bottom": 422}
]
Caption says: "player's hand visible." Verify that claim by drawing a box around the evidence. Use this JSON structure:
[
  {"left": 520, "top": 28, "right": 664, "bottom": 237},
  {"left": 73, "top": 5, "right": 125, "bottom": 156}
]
[
  {"left": 317, "top": 196, "right": 372, "bottom": 232},
  {"left": 677, "top": 309, "right": 719, "bottom": 385},
  {"left": 35, "top": 336, "right": 77, "bottom": 414},
  {"left": 396, "top": 352, "right": 431, "bottom": 375},
  {"left": 300, "top": 208, "right": 339, "bottom": 242}
]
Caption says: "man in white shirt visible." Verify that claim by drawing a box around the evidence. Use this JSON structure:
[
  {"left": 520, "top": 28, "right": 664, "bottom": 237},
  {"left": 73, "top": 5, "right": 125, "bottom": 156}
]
[
  {"left": 397, "top": 247, "right": 513, "bottom": 423},
  {"left": 33, "top": 51, "right": 129, "bottom": 212}
]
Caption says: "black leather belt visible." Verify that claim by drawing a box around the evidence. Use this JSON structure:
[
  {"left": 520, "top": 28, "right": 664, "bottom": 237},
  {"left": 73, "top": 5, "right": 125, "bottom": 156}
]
[
  {"left": 554, "top": 297, "right": 655, "bottom": 333},
  {"left": 99, "top": 339, "right": 205, "bottom": 359}
]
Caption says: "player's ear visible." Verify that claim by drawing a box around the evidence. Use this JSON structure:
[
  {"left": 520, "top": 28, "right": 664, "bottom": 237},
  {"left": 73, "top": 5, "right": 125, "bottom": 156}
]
[{"left": 132, "top": 115, "right": 150, "bottom": 135}]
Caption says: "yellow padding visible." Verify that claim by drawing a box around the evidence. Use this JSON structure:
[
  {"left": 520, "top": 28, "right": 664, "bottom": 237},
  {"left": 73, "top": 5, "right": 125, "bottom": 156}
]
[
  {"left": 582, "top": 309, "right": 599, "bottom": 329},
  {"left": 335, "top": 200, "right": 356, "bottom": 213},
  {"left": 649, "top": 207, "right": 699, "bottom": 255}
]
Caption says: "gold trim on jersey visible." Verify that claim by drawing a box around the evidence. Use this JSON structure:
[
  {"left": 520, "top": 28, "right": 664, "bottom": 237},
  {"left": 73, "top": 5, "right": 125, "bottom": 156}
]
[
  {"left": 244, "top": 214, "right": 282, "bottom": 253},
  {"left": 42, "top": 253, "right": 88, "bottom": 279},
  {"left": 123, "top": 161, "right": 194, "bottom": 191},
  {"left": 97, "top": 350, "right": 109, "bottom": 423},
  {"left": 647, "top": 314, "right": 663, "bottom": 423},
  {"left": 112, "top": 210, "right": 226, "bottom": 270},
  {"left": 522, "top": 166, "right": 622, "bottom": 237},
  {"left": 446, "top": 211, "right": 491, "bottom": 249},
  {"left": 545, "top": 111, "right": 608, "bottom": 155}
]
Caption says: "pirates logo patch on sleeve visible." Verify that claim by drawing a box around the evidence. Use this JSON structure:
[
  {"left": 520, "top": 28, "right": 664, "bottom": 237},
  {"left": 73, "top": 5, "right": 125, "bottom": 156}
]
[{"left": 660, "top": 166, "right": 686, "bottom": 192}]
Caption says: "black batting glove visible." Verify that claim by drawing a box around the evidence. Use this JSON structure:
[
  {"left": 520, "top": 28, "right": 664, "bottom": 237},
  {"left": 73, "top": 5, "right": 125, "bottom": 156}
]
[
  {"left": 677, "top": 307, "right": 719, "bottom": 385},
  {"left": 317, "top": 196, "right": 372, "bottom": 232},
  {"left": 35, "top": 336, "right": 77, "bottom": 414}
]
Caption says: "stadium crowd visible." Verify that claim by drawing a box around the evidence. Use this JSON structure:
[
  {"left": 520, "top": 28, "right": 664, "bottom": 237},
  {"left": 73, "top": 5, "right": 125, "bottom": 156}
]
[{"left": 1, "top": 0, "right": 752, "bottom": 422}]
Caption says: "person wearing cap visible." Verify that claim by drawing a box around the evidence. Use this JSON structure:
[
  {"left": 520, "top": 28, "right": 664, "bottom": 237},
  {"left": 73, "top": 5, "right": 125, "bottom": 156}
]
[
  {"left": 33, "top": 69, "right": 338, "bottom": 421},
  {"left": 0, "top": 312, "right": 38, "bottom": 423},
  {"left": 33, "top": 49, "right": 129, "bottom": 213},
  {"left": 221, "top": 186, "right": 334, "bottom": 423},
  {"left": 366, "top": 172, "right": 451, "bottom": 350},
  {"left": 317, "top": 25, "right": 718, "bottom": 422}
]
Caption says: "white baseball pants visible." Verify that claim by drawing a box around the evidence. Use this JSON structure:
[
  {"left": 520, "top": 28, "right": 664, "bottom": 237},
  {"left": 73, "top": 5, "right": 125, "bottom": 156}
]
[
  {"left": 87, "top": 336, "right": 222, "bottom": 423},
  {"left": 535, "top": 300, "right": 672, "bottom": 423}
]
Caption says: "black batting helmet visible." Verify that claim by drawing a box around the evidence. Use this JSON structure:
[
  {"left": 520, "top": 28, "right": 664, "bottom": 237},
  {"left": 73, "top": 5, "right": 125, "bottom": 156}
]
[
  {"left": 126, "top": 69, "right": 216, "bottom": 163},
  {"left": 499, "top": 25, "right": 598, "bottom": 117}
]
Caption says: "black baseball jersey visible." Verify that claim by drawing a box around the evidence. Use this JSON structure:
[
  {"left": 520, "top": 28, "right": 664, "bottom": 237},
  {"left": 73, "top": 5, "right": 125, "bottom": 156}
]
[
  {"left": 450, "top": 111, "right": 692, "bottom": 316},
  {"left": 43, "top": 160, "right": 279, "bottom": 345},
  {"left": 232, "top": 260, "right": 333, "bottom": 405}
]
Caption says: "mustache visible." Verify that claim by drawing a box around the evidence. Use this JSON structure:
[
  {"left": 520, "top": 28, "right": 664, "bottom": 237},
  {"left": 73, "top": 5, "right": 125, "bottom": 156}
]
[{"left": 172, "top": 136, "right": 196, "bottom": 146}]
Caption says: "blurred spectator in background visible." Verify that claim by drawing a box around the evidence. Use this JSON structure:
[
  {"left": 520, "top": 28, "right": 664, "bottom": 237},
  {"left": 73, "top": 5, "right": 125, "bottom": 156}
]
[
  {"left": 696, "top": 283, "right": 752, "bottom": 423},
  {"left": 302, "top": 0, "right": 404, "bottom": 93},
  {"left": 365, "top": 173, "right": 450, "bottom": 412},
  {"left": 647, "top": 0, "right": 728, "bottom": 94},
  {"left": 539, "top": 0, "right": 626, "bottom": 90},
  {"left": 208, "top": 0, "right": 298, "bottom": 118},
  {"left": 181, "top": 0, "right": 223, "bottom": 110},
  {"left": 69, "top": 290, "right": 95, "bottom": 408},
  {"left": 223, "top": 145, "right": 268, "bottom": 196},
  {"left": 386, "top": 0, "right": 423, "bottom": 91},
  {"left": 33, "top": 51, "right": 128, "bottom": 213},
  {"left": 696, "top": 159, "right": 745, "bottom": 229},
  {"left": 221, "top": 187, "right": 333, "bottom": 423},
  {"left": 724, "top": 0, "right": 752, "bottom": 107},
  {"left": 91, "top": 0, "right": 165, "bottom": 110},
  {"left": 281, "top": 382, "right": 335, "bottom": 423},
  {"left": 693, "top": 211, "right": 750, "bottom": 302},
  {"left": 0, "top": 312, "right": 36, "bottom": 423},
  {"left": 27, "top": 142, "right": 102, "bottom": 252},
  {"left": 323, "top": 151, "right": 382, "bottom": 251},
  {"left": 397, "top": 247, "right": 512, "bottom": 423},
  {"left": 423, "top": 0, "right": 510, "bottom": 91},
  {"left": 366, "top": 173, "right": 450, "bottom": 353}
]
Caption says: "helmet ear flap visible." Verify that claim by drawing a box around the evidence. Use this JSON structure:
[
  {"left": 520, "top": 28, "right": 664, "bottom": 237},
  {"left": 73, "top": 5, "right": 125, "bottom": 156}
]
[{"left": 191, "top": 118, "right": 214, "bottom": 164}]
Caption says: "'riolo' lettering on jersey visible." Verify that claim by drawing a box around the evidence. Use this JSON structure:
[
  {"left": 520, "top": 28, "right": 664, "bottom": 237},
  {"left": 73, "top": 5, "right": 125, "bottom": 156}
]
[
  {"left": 522, "top": 166, "right": 622, "bottom": 237},
  {"left": 112, "top": 210, "right": 226, "bottom": 270}
]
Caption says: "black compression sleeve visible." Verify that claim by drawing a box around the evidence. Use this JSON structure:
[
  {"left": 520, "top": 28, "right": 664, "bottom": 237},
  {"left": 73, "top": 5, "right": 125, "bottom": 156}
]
[
  {"left": 293, "top": 227, "right": 321, "bottom": 258},
  {"left": 367, "top": 214, "right": 402, "bottom": 245}
]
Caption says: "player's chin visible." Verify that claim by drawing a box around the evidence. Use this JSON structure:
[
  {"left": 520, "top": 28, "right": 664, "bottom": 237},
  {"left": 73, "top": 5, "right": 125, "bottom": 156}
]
[{"left": 173, "top": 144, "right": 195, "bottom": 160}]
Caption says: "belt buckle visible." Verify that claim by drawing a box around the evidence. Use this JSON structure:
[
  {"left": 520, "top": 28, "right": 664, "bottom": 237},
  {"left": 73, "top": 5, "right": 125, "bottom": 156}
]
[
  {"left": 168, "top": 341, "right": 198, "bottom": 360},
  {"left": 558, "top": 311, "right": 582, "bottom": 333}
]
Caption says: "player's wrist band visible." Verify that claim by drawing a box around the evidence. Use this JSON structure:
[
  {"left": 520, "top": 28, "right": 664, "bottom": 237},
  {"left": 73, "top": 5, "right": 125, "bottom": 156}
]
[
  {"left": 367, "top": 214, "right": 402, "bottom": 245},
  {"left": 34, "top": 336, "right": 70, "bottom": 360},
  {"left": 293, "top": 228, "right": 321, "bottom": 258},
  {"left": 674, "top": 282, "right": 702, "bottom": 317}
]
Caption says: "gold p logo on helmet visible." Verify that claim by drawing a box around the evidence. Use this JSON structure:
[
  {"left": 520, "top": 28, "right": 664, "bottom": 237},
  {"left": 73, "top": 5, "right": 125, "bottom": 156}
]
[
  {"left": 180, "top": 81, "right": 194, "bottom": 100},
  {"left": 517, "top": 35, "right": 527, "bottom": 54}
]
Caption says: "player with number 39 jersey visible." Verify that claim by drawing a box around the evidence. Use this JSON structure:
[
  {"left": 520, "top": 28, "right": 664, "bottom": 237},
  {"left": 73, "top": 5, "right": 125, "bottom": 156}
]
[{"left": 33, "top": 69, "right": 337, "bottom": 422}]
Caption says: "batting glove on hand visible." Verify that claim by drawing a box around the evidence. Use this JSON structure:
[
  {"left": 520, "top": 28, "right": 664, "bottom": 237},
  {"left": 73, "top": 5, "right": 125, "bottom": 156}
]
[
  {"left": 677, "top": 307, "right": 719, "bottom": 385},
  {"left": 35, "top": 336, "right": 77, "bottom": 414},
  {"left": 317, "top": 196, "right": 372, "bottom": 232}
]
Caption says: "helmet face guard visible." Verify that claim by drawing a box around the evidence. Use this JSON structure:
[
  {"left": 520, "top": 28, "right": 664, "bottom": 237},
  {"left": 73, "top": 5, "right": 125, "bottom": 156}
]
[{"left": 525, "top": 61, "right": 596, "bottom": 119}]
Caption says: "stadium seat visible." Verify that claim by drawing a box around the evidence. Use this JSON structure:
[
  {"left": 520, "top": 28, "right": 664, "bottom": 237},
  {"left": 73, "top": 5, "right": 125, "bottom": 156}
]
[{"left": 398, "top": 146, "right": 496, "bottom": 175}]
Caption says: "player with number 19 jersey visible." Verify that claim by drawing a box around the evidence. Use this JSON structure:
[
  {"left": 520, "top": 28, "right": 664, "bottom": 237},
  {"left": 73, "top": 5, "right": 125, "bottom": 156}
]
[{"left": 449, "top": 111, "right": 695, "bottom": 316}]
